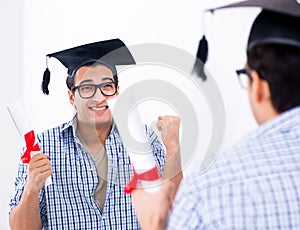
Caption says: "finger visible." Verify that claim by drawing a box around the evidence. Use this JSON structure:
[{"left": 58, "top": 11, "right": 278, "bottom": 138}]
[
  {"left": 30, "top": 153, "right": 49, "bottom": 162},
  {"left": 158, "top": 115, "right": 163, "bottom": 120},
  {"left": 28, "top": 156, "right": 51, "bottom": 175},
  {"left": 28, "top": 161, "right": 51, "bottom": 174},
  {"left": 30, "top": 164, "right": 51, "bottom": 175},
  {"left": 156, "top": 120, "right": 164, "bottom": 131},
  {"left": 30, "top": 157, "right": 50, "bottom": 169},
  {"left": 38, "top": 165, "right": 52, "bottom": 175}
]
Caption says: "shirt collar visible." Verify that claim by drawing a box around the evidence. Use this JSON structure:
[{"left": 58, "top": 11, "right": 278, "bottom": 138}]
[
  {"left": 60, "top": 115, "right": 119, "bottom": 140},
  {"left": 255, "top": 105, "right": 300, "bottom": 138}
]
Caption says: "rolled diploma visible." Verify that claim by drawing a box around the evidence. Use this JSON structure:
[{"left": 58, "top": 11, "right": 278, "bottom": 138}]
[
  {"left": 108, "top": 97, "right": 161, "bottom": 193},
  {"left": 7, "top": 101, "right": 52, "bottom": 186}
]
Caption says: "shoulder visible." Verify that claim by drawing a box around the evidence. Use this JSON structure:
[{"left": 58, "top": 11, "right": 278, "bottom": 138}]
[
  {"left": 179, "top": 129, "right": 260, "bottom": 192},
  {"left": 176, "top": 119, "right": 298, "bottom": 197},
  {"left": 36, "top": 120, "right": 73, "bottom": 140}
]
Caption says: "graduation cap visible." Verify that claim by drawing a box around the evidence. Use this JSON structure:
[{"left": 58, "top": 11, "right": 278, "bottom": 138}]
[
  {"left": 193, "top": 0, "right": 300, "bottom": 79},
  {"left": 42, "top": 38, "right": 136, "bottom": 95}
]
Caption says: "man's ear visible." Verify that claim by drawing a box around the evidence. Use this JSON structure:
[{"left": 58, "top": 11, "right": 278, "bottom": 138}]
[
  {"left": 250, "top": 71, "right": 270, "bottom": 103},
  {"left": 68, "top": 90, "right": 75, "bottom": 105},
  {"left": 115, "top": 85, "right": 120, "bottom": 96}
]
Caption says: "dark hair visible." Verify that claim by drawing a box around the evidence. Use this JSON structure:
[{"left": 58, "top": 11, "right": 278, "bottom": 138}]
[
  {"left": 66, "top": 62, "right": 119, "bottom": 90},
  {"left": 247, "top": 44, "right": 300, "bottom": 113}
]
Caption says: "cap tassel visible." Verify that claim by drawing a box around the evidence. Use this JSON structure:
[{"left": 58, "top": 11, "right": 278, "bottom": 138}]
[
  {"left": 41, "top": 67, "right": 50, "bottom": 95},
  {"left": 192, "top": 35, "right": 208, "bottom": 81}
]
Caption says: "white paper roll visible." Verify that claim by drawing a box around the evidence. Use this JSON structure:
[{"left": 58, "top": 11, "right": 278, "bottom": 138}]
[
  {"left": 108, "top": 96, "right": 157, "bottom": 171},
  {"left": 7, "top": 101, "right": 52, "bottom": 187},
  {"left": 108, "top": 96, "right": 161, "bottom": 193},
  {"left": 6, "top": 101, "right": 31, "bottom": 137},
  {"left": 31, "top": 151, "right": 52, "bottom": 186}
]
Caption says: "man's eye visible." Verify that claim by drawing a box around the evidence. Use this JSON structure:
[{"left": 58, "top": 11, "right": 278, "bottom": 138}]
[
  {"left": 80, "top": 85, "right": 94, "bottom": 91},
  {"left": 103, "top": 83, "right": 114, "bottom": 88}
]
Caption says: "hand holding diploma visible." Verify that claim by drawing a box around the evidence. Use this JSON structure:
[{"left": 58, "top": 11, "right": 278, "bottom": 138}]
[{"left": 7, "top": 101, "right": 52, "bottom": 187}]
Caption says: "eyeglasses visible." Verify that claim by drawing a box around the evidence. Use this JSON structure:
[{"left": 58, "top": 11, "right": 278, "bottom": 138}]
[
  {"left": 235, "top": 68, "right": 253, "bottom": 89},
  {"left": 71, "top": 82, "right": 118, "bottom": 99}
]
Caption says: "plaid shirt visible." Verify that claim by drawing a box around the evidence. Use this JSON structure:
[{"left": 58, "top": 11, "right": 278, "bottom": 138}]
[
  {"left": 9, "top": 119, "right": 166, "bottom": 229},
  {"left": 169, "top": 106, "right": 300, "bottom": 229}
]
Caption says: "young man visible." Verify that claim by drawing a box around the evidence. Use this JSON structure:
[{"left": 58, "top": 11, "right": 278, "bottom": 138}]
[
  {"left": 132, "top": 0, "right": 300, "bottom": 229},
  {"left": 9, "top": 39, "right": 182, "bottom": 229}
]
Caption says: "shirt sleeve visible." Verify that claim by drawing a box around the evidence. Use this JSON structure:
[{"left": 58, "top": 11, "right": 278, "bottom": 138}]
[
  {"left": 9, "top": 151, "right": 47, "bottom": 226},
  {"left": 146, "top": 125, "right": 166, "bottom": 174},
  {"left": 167, "top": 176, "right": 206, "bottom": 230},
  {"left": 9, "top": 160, "right": 27, "bottom": 212}
]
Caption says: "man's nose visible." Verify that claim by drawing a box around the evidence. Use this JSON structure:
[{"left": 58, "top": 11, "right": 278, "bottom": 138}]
[{"left": 93, "top": 87, "right": 106, "bottom": 99}]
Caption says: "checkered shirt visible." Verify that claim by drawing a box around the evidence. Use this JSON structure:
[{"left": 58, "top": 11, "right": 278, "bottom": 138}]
[
  {"left": 168, "top": 106, "right": 300, "bottom": 229},
  {"left": 9, "top": 119, "right": 166, "bottom": 229}
]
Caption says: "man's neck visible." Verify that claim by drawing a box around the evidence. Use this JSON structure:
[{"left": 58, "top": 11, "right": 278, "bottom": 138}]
[
  {"left": 77, "top": 121, "right": 112, "bottom": 153},
  {"left": 256, "top": 102, "right": 279, "bottom": 125}
]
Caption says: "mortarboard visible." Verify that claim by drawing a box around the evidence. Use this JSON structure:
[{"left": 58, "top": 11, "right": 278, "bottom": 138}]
[
  {"left": 193, "top": 0, "right": 300, "bottom": 79},
  {"left": 42, "top": 38, "right": 136, "bottom": 95}
]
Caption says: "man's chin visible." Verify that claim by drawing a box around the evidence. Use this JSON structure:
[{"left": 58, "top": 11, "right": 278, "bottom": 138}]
[{"left": 92, "top": 118, "right": 113, "bottom": 129}]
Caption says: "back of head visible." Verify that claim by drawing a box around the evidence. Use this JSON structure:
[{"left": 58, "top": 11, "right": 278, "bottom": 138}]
[
  {"left": 247, "top": 10, "right": 300, "bottom": 51},
  {"left": 247, "top": 9, "right": 300, "bottom": 113},
  {"left": 203, "top": 0, "right": 300, "bottom": 113},
  {"left": 247, "top": 44, "right": 300, "bottom": 113}
]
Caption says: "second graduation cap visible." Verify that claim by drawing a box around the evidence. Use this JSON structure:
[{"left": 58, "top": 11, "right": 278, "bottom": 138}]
[
  {"left": 42, "top": 38, "right": 136, "bottom": 95},
  {"left": 193, "top": 0, "right": 300, "bottom": 78}
]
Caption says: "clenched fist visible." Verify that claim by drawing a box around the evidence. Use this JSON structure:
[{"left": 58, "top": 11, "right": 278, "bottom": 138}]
[{"left": 156, "top": 115, "right": 180, "bottom": 158}]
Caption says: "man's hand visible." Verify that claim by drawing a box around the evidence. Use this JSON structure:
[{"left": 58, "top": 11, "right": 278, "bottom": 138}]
[
  {"left": 156, "top": 116, "right": 180, "bottom": 157},
  {"left": 131, "top": 182, "right": 174, "bottom": 230},
  {"left": 26, "top": 153, "right": 52, "bottom": 193},
  {"left": 157, "top": 116, "right": 182, "bottom": 198}
]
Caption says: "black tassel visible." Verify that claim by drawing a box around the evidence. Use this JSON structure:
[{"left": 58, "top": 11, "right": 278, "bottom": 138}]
[
  {"left": 192, "top": 35, "right": 208, "bottom": 81},
  {"left": 41, "top": 67, "right": 50, "bottom": 95}
]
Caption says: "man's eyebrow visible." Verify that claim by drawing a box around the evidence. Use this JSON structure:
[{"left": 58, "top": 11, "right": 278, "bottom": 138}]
[
  {"left": 78, "top": 77, "right": 114, "bottom": 85},
  {"left": 102, "top": 77, "right": 114, "bottom": 82},
  {"left": 78, "top": 79, "right": 93, "bottom": 85}
]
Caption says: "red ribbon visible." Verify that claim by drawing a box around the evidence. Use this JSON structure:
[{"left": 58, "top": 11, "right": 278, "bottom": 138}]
[
  {"left": 124, "top": 166, "right": 161, "bottom": 194},
  {"left": 22, "top": 130, "right": 40, "bottom": 163}
]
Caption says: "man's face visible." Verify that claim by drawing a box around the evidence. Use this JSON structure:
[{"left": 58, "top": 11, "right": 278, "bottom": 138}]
[{"left": 68, "top": 64, "right": 119, "bottom": 129}]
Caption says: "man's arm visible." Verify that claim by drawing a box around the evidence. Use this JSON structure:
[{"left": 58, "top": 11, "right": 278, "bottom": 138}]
[
  {"left": 131, "top": 116, "right": 182, "bottom": 230},
  {"left": 132, "top": 182, "right": 174, "bottom": 230},
  {"left": 9, "top": 187, "right": 43, "bottom": 230},
  {"left": 157, "top": 116, "right": 183, "bottom": 198},
  {"left": 9, "top": 153, "right": 51, "bottom": 230}
]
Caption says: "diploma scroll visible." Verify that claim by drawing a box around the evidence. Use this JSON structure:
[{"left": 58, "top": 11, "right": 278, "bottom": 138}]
[
  {"left": 7, "top": 101, "right": 52, "bottom": 186},
  {"left": 108, "top": 97, "right": 161, "bottom": 194}
]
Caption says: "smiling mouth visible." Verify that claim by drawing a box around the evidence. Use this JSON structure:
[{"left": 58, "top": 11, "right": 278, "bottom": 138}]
[{"left": 90, "top": 105, "right": 109, "bottom": 111}]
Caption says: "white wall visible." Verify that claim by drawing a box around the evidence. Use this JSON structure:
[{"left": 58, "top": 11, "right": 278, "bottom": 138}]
[
  {"left": 0, "top": 0, "right": 23, "bottom": 229},
  {"left": 1, "top": 0, "right": 259, "bottom": 228}
]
